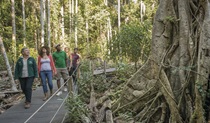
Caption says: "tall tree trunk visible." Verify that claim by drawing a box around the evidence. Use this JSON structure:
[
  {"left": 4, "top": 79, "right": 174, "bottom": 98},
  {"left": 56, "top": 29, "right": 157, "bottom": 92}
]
[
  {"left": 86, "top": 20, "right": 89, "bottom": 54},
  {"left": 60, "top": 0, "right": 65, "bottom": 45},
  {"left": 22, "top": 0, "right": 26, "bottom": 46},
  {"left": 69, "top": 0, "right": 72, "bottom": 46},
  {"left": 0, "top": 37, "right": 17, "bottom": 91},
  {"left": 140, "top": 0, "right": 145, "bottom": 22},
  {"left": 11, "top": 0, "right": 16, "bottom": 69},
  {"left": 71, "top": 0, "right": 74, "bottom": 46},
  {"left": 75, "top": 0, "right": 78, "bottom": 48},
  {"left": 47, "top": 0, "right": 51, "bottom": 49},
  {"left": 117, "top": 0, "right": 120, "bottom": 31},
  {"left": 40, "top": 0, "right": 45, "bottom": 46},
  {"left": 113, "top": 0, "right": 208, "bottom": 122}
]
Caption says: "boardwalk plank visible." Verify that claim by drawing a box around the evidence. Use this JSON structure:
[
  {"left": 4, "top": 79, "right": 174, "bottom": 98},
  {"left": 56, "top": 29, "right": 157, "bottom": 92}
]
[{"left": 0, "top": 80, "right": 68, "bottom": 123}]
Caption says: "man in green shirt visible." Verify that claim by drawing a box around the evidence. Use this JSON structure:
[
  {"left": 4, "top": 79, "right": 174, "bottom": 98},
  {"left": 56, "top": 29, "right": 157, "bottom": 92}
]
[{"left": 53, "top": 44, "right": 69, "bottom": 96}]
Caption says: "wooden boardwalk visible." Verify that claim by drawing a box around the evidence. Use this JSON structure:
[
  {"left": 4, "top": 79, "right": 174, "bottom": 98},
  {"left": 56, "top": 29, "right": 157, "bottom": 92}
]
[
  {"left": 93, "top": 68, "right": 116, "bottom": 75},
  {"left": 0, "top": 80, "right": 68, "bottom": 123},
  {"left": 0, "top": 68, "right": 116, "bottom": 123}
]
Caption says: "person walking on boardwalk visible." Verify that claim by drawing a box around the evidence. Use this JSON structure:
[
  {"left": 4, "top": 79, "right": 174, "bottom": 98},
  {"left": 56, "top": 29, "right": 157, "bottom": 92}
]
[
  {"left": 53, "top": 44, "right": 69, "bottom": 96},
  {"left": 14, "top": 47, "right": 38, "bottom": 109},
  {"left": 69, "top": 48, "right": 80, "bottom": 83},
  {"left": 64, "top": 47, "right": 71, "bottom": 72},
  {"left": 38, "top": 46, "right": 57, "bottom": 101},
  {"left": 64, "top": 47, "right": 71, "bottom": 90}
]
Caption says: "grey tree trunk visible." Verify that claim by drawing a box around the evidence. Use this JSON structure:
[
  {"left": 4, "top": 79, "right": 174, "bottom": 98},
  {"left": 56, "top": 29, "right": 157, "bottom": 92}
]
[
  {"left": 75, "top": 0, "right": 78, "bottom": 48},
  {"left": 47, "top": 0, "right": 51, "bottom": 49},
  {"left": 86, "top": 20, "right": 89, "bottom": 54},
  {"left": 113, "top": 0, "right": 209, "bottom": 122},
  {"left": 40, "top": 0, "right": 45, "bottom": 46},
  {"left": 140, "top": 0, "right": 145, "bottom": 22},
  {"left": 22, "top": 0, "right": 26, "bottom": 46},
  {"left": 0, "top": 37, "right": 17, "bottom": 91},
  {"left": 117, "top": 0, "right": 120, "bottom": 31},
  {"left": 60, "top": 0, "right": 65, "bottom": 45},
  {"left": 69, "top": 0, "right": 72, "bottom": 45},
  {"left": 11, "top": 0, "right": 16, "bottom": 69}
]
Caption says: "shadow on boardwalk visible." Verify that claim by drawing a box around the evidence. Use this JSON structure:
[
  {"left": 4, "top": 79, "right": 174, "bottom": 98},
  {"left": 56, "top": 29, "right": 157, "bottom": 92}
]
[
  {"left": 0, "top": 80, "right": 67, "bottom": 123},
  {"left": 0, "top": 68, "right": 116, "bottom": 123}
]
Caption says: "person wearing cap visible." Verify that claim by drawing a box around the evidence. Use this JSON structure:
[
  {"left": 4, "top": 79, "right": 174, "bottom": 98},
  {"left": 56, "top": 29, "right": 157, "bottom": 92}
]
[
  {"left": 52, "top": 44, "right": 69, "bottom": 96},
  {"left": 14, "top": 47, "right": 38, "bottom": 109}
]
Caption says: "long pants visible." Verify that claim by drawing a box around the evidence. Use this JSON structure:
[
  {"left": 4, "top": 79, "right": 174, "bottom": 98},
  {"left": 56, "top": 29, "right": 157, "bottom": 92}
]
[
  {"left": 69, "top": 67, "right": 78, "bottom": 94},
  {"left": 69, "top": 66, "right": 77, "bottom": 82},
  {"left": 40, "top": 70, "right": 53, "bottom": 93},
  {"left": 19, "top": 77, "right": 34, "bottom": 103}
]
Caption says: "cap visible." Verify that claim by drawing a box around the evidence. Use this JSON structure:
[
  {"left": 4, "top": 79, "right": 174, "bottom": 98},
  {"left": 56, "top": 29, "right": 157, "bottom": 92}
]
[{"left": 54, "top": 44, "right": 60, "bottom": 48}]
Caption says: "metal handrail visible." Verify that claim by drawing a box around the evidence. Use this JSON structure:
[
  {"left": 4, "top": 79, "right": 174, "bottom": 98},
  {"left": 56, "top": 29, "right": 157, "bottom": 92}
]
[
  {"left": 50, "top": 91, "right": 70, "bottom": 123},
  {"left": 24, "top": 64, "right": 81, "bottom": 123},
  {"left": 24, "top": 77, "right": 70, "bottom": 123}
]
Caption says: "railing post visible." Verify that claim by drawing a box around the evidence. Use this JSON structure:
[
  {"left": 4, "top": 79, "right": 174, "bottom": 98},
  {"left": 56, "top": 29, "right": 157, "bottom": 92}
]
[{"left": 104, "top": 60, "right": 106, "bottom": 75}]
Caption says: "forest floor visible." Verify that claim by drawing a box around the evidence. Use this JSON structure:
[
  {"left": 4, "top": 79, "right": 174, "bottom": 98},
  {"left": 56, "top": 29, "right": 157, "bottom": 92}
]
[
  {"left": 0, "top": 76, "right": 40, "bottom": 114},
  {"left": 0, "top": 79, "right": 23, "bottom": 114}
]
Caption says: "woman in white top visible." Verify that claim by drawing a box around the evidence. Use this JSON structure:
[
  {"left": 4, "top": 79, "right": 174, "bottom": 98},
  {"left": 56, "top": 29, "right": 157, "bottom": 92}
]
[{"left": 38, "top": 46, "right": 56, "bottom": 101}]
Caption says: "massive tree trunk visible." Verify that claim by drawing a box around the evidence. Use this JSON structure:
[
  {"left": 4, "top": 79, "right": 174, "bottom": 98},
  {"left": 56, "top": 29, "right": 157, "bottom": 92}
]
[{"left": 113, "top": 0, "right": 209, "bottom": 122}]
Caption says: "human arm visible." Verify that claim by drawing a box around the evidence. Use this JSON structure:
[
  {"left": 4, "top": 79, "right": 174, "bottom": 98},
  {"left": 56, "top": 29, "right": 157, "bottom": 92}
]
[
  {"left": 49, "top": 55, "right": 57, "bottom": 75},
  {"left": 69, "top": 54, "right": 73, "bottom": 71},
  {"left": 37, "top": 56, "right": 41, "bottom": 76},
  {"left": 14, "top": 59, "right": 19, "bottom": 81},
  {"left": 33, "top": 58, "right": 38, "bottom": 79}
]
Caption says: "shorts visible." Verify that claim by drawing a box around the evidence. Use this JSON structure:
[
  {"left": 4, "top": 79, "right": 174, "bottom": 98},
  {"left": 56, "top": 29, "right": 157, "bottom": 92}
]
[{"left": 55, "top": 68, "right": 69, "bottom": 80}]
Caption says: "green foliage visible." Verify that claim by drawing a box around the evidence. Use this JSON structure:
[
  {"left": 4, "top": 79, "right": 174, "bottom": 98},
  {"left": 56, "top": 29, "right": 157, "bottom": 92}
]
[
  {"left": 116, "top": 62, "right": 136, "bottom": 79},
  {"left": 65, "top": 60, "right": 92, "bottom": 123},
  {"left": 109, "top": 21, "right": 151, "bottom": 63},
  {"left": 65, "top": 95, "right": 90, "bottom": 123},
  {"left": 17, "top": 44, "right": 38, "bottom": 60}
]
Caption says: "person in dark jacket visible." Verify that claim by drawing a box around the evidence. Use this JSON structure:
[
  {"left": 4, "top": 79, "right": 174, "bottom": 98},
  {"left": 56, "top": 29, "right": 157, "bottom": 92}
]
[{"left": 14, "top": 47, "right": 38, "bottom": 109}]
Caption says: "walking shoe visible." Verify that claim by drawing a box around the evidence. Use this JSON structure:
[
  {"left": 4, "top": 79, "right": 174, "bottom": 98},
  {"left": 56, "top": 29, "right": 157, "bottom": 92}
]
[
  {"left": 56, "top": 91, "right": 62, "bottom": 96},
  {"left": 25, "top": 102, "right": 31, "bottom": 109},
  {"left": 50, "top": 89, "right": 53, "bottom": 96},
  {"left": 43, "top": 94, "right": 48, "bottom": 101},
  {"left": 64, "top": 87, "right": 68, "bottom": 92}
]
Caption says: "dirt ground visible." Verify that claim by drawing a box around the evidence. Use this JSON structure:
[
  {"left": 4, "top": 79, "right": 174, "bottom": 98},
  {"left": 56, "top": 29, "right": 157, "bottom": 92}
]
[{"left": 0, "top": 78, "right": 40, "bottom": 114}]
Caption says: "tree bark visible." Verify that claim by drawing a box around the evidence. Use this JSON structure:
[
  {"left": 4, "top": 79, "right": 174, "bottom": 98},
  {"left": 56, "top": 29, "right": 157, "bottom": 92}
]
[
  {"left": 22, "top": 0, "right": 26, "bottom": 46},
  {"left": 113, "top": 0, "right": 209, "bottom": 122},
  {"left": 60, "top": 0, "right": 65, "bottom": 45},
  {"left": 75, "top": 0, "right": 78, "bottom": 48},
  {"left": 40, "top": 0, "right": 45, "bottom": 46},
  {"left": 11, "top": 0, "right": 16, "bottom": 69},
  {"left": 47, "top": 0, "right": 51, "bottom": 49},
  {"left": 0, "top": 37, "right": 17, "bottom": 91}
]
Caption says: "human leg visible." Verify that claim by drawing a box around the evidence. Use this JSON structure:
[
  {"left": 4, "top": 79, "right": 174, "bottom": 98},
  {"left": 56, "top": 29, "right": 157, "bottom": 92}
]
[
  {"left": 61, "top": 68, "right": 69, "bottom": 92},
  {"left": 23, "top": 77, "right": 34, "bottom": 109},
  {"left": 40, "top": 71, "right": 48, "bottom": 93},
  {"left": 46, "top": 71, "right": 53, "bottom": 96},
  {"left": 19, "top": 78, "right": 27, "bottom": 102},
  {"left": 40, "top": 71, "right": 48, "bottom": 100},
  {"left": 55, "top": 69, "right": 62, "bottom": 96},
  {"left": 25, "top": 77, "right": 34, "bottom": 103}
]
